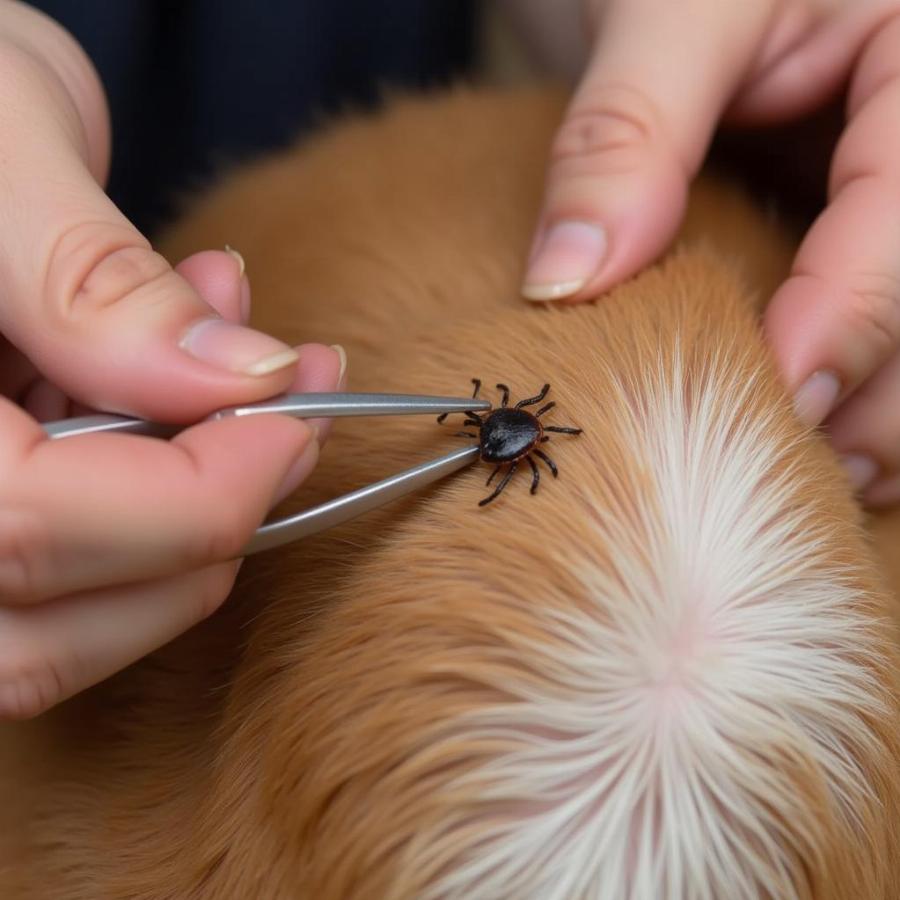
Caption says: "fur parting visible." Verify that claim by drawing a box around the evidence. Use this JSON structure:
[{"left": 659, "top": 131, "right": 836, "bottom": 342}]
[{"left": 0, "top": 87, "right": 899, "bottom": 900}]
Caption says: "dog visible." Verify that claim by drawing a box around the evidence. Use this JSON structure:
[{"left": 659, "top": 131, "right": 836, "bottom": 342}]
[{"left": 1, "top": 86, "right": 899, "bottom": 900}]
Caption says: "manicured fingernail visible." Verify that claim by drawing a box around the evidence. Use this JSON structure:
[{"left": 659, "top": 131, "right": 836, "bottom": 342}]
[
  {"left": 272, "top": 433, "right": 319, "bottom": 506},
  {"left": 521, "top": 221, "right": 607, "bottom": 301},
  {"left": 793, "top": 371, "right": 840, "bottom": 426},
  {"left": 839, "top": 454, "right": 879, "bottom": 491},
  {"left": 330, "top": 344, "right": 348, "bottom": 384},
  {"left": 180, "top": 317, "right": 299, "bottom": 376},
  {"left": 864, "top": 472, "right": 900, "bottom": 508},
  {"left": 224, "top": 244, "right": 245, "bottom": 278}
]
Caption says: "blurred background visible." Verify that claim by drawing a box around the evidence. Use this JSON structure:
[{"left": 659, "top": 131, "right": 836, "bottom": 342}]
[{"left": 26, "top": 1, "right": 832, "bottom": 237}]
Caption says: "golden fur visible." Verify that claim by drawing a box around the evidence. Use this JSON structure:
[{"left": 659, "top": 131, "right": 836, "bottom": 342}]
[{"left": 1, "top": 87, "right": 899, "bottom": 899}]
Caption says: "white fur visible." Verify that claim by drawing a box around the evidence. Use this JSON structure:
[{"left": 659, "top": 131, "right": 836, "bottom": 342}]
[{"left": 415, "top": 344, "right": 886, "bottom": 900}]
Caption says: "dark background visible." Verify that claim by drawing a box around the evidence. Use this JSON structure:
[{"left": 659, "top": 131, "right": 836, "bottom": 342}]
[{"left": 30, "top": 1, "right": 475, "bottom": 235}]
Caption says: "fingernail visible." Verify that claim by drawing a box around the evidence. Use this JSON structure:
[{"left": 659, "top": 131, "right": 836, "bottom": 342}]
[
  {"left": 224, "top": 244, "right": 245, "bottom": 278},
  {"left": 330, "top": 344, "right": 348, "bottom": 384},
  {"left": 224, "top": 246, "right": 251, "bottom": 323},
  {"left": 839, "top": 454, "right": 879, "bottom": 491},
  {"left": 864, "top": 472, "right": 900, "bottom": 508},
  {"left": 180, "top": 317, "right": 299, "bottom": 376},
  {"left": 521, "top": 221, "right": 607, "bottom": 301},
  {"left": 272, "top": 433, "right": 319, "bottom": 506},
  {"left": 793, "top": 371, "right": 841, "bottom": 427}
]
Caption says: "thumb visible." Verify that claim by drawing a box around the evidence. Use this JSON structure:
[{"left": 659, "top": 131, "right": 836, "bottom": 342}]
[
  {"left": 0, "top": 68, "right": 297, "bottom": 422},
  {"left": 522, "top": 0, "right": 775, "bottom": 303},
  {"left": 0, "top": 14, "right": 299, "bottom": 422},
  {"left": 0, "top": 170, "right": 298, "bottom": 422}
]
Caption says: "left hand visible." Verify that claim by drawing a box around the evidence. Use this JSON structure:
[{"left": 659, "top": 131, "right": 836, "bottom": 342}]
[{"left": 522, "top": 0, "right": 900, "bottom": 506}]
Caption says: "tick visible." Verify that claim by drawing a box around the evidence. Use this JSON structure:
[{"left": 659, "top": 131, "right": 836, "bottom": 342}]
[{"left": 437, "top": 379, "right": 583, "bottom": 506}]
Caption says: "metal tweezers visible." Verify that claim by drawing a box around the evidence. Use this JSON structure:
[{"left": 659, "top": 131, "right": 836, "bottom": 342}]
[{"left": 43, "top": 392, "right": 489, "bottom": 556}]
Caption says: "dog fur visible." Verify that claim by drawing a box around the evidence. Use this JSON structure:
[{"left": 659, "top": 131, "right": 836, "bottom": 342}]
[{"left": 1, "top": 86, "right": 900, "bottom": 899}]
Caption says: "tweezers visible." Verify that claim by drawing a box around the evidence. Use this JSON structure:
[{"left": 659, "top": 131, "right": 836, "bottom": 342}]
[{"left": 42, "top": 392, "right": 490, "bottom": 556}]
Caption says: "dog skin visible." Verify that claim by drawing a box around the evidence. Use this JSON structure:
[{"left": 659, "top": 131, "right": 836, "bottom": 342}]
[{"left": 1, "top": 87, "right": 899, "bottom": 899}]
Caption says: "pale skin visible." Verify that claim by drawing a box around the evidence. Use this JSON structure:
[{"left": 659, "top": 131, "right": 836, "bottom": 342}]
[
  {"left": 517, "top": 0, "right": 900, "bottom": 507},
  {"left": 0, "top": 2, "right": 345, "bottom": 718},
  {"left": 2, "top": 0, "right": 899, "bottom": 717}
]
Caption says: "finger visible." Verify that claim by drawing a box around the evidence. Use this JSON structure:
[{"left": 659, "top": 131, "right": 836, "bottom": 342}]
[
  {"left": 0, "top": 398, "right": 317, "bottom": 603},
  {"left": 0, "top": 46, "right": 298, "bottom": 422},
  {"left": 9, "top": 248, "right": 253, "bottom": 422},
  {"left": 287, "top": 342, "right": 348, "bottom": 446},
  {"left": 728, "top": 2, "right": 900, "bottom": 124},
  {"left": 826, "top": 348, "right": 900, "bottom": 504},
  {"left": 15, "top": 330, "right": 346, "bottom": 439},
  {"left": 174, "top": 247, "right": 250, "bottom": 325},
  {"left": 521, "top": 0, "right": 775, "bottom": 303},
  {"left": 0, "top": 560, "right": 240, "bottom": 720},
  {"left": 764, "top": 13, "right": 900, "bottom": 427}
]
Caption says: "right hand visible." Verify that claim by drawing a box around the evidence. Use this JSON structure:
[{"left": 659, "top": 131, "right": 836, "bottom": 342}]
[
  {"left": 521, "top": 0, "right": 900, "bottom": 507},
  {"left": 0, "top": 1, "right": 345, "bottom": 719}
]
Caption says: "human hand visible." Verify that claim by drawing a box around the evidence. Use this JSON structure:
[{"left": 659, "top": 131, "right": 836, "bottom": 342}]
[
  {"left": 522, "top": 0, "right": 900, "bottom": 505},
  {"left": 0, "top": 2, "right": 345, "bottom": 719}
]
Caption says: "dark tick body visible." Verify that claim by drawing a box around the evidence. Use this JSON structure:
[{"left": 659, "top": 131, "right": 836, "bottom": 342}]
[
  {"left": 480, "top": 407, "right": 542, "bottom": 463},
  {"left": 437, "top": 379, "right": 583, "bottom": 506}
]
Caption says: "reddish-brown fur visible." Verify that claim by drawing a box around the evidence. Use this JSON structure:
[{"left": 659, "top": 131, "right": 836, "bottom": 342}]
[{"left": 1, "top": 87, "right": 899, "bottom": 898}]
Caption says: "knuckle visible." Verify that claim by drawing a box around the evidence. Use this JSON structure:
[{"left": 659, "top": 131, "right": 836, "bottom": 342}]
[
  {"left": 0, "top": 507, "right": 48, "bottom": 603},
  {"left": 550, "top": 86, "right": 659, "bottom": 177},
  {"left": 844, "top": 272, "right": 900, "bottom": 356},
  {"left": 44, "top": 221, "right": 170, "bottom": 321}
]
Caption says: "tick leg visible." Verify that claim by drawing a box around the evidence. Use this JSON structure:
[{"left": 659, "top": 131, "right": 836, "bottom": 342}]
[
  {"left": 516, "top": 383, "right": 550, "bottom": 409},
  {"left": 486, "top": 464, "right": 502, "bottom": 486},
  {"left": 479, "top": 460, "right": 518, "bottom": 506},
  {"left": 545, "top": 426, "right": 583, "bottom": 435},
  {"left": 495, "top": 383, "right": 510, "bottom": 408},
  {"left": 463, "top": 416, "right": 483, "bottom": 427},
  {"left": 438, "top": 379, "right": 485, "bottom": 424},
  {"left": 526, "top": 455, "right": 540, "bottom": 494},
  {"left": 454, "top": 432, "right": 477, "bottom": 439},
  {"left": 540, "top": 436, "right": 550, "bottom": 443},
  {"left": 534, "top": 449, "right": 558, "bottom": 478},
  {"left": 535, "top": 401, "right": 555, "bottom": 417}
]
